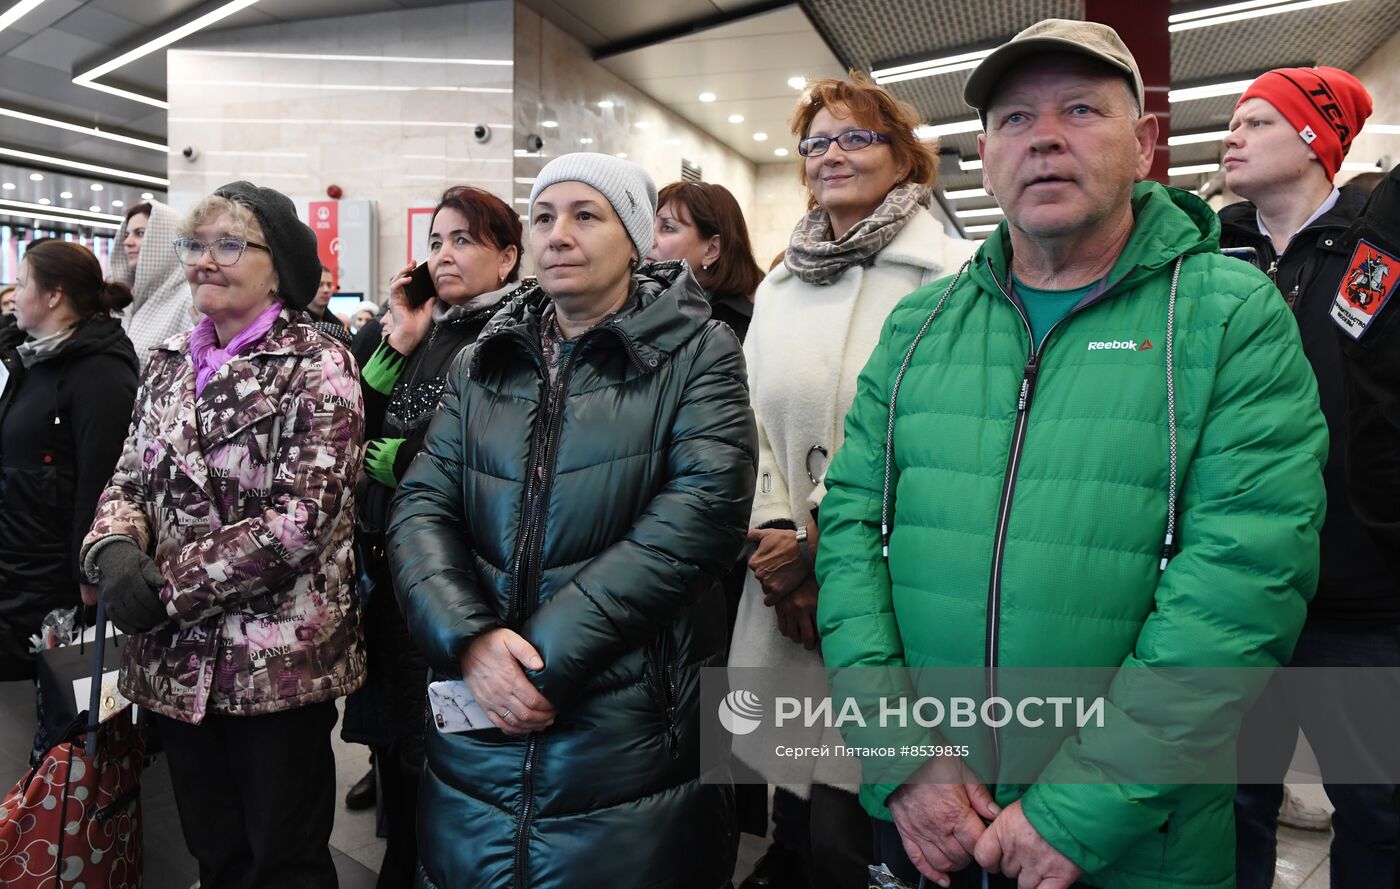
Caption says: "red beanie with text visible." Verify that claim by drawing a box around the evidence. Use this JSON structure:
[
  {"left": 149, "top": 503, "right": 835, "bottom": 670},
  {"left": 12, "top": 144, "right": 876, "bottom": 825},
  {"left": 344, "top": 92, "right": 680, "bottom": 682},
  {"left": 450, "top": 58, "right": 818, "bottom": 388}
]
[{"left": 1237, "top": 67, "right": 1372, "bottom": 180}]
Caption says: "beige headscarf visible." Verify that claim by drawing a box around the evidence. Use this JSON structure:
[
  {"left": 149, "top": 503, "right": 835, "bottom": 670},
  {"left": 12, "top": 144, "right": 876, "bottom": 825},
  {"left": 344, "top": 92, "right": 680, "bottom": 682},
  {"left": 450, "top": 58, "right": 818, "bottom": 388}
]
[{"left": 110, "top": 200, "right": 193, "bottom": 370}]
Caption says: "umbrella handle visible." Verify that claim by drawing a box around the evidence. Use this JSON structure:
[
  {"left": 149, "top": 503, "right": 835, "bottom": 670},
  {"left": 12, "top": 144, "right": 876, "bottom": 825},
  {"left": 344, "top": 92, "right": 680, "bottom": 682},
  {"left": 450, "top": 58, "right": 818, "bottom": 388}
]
[{"left": 84, "top": 598, "right": 107, "bottom": 757}]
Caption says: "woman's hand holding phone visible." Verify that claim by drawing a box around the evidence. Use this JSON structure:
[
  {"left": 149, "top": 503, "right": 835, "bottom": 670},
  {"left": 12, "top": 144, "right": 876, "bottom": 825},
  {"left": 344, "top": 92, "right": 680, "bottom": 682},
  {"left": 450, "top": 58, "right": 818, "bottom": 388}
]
[{"left": 386, "top": 260, "right": 437, "bottom": 355}]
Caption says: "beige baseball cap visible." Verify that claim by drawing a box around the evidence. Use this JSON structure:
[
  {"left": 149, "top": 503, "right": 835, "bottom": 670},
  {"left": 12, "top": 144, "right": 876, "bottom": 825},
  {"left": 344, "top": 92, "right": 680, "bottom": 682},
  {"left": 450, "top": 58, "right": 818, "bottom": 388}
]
[{"left": 963, "top": 19, "right": 1145, "bottom": 113}]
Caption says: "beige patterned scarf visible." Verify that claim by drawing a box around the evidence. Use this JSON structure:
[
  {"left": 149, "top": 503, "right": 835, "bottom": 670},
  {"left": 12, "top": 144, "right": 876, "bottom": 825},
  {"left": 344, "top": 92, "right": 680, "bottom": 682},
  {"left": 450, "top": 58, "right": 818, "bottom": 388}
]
[{"left": 784, "top": 182, "right": 932, "bottom": 286}]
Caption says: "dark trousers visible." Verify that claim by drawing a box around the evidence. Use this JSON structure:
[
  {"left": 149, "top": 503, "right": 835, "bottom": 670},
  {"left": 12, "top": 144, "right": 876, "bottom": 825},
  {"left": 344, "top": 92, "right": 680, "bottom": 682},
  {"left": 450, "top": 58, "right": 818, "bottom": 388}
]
[
  {"left": 771, "top": 785, "right": 871, "bottom": 889},
  {"left": 372, "top": 738, "right": 421, "bottom": 889},
  {"left": 156, "top": 700, "right": 340, "bottom": 889},
  {"left": 872, "top": 818, "right": 1093, "bottom": 889},
  {"left": 1235, "top": 618, "right": 1400, "bottom": 889}
]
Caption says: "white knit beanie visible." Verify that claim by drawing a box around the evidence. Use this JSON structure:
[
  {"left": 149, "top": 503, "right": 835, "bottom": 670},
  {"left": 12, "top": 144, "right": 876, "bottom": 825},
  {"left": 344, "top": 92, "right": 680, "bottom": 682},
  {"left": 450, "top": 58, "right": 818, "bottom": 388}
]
[{"left": 528, "top": 153, "right": 658, "bottom": 259}]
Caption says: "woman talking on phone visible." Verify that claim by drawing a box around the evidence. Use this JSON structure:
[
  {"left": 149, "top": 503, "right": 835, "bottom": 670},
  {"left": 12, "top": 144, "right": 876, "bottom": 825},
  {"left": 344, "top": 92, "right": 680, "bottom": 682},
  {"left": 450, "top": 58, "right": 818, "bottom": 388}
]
[{"left": 348, "top": 184, "right": 523, "bottom": 888}]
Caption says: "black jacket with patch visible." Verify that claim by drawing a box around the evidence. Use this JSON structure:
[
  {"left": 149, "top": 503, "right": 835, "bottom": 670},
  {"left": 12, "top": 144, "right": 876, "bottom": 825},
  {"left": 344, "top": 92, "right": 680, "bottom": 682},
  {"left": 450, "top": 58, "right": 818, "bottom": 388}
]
[
  {"left": 1220, "top": 191, "right": 1398, "bottom": 622},
  {"left": 1332, "top": 164, "right": 1400, "bottom": 584}
]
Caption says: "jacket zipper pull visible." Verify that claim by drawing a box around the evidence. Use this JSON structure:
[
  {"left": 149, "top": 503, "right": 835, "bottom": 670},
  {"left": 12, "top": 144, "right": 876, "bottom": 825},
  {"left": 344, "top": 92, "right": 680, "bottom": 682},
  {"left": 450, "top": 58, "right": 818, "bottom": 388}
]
[
  {"left": 1265, "top": 259, "right": 1279, "bottom": 283},
  {"left": 1017, "top": 358, "right": 1041, "bottom": 412}
]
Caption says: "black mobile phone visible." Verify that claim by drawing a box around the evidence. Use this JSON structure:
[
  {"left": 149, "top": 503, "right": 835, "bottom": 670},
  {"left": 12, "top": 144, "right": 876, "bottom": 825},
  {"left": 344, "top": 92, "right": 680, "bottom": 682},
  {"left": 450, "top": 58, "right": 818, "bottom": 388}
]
[{"left": 404, "top": 261, "right": 436, "bottom": 307}]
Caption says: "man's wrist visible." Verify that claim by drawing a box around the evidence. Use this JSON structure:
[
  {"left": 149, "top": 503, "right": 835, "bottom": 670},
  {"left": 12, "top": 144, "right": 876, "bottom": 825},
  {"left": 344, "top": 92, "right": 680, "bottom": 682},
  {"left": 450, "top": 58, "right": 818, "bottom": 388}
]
[{"left": 794, "top": 525, "right": 812, "bottom": 563}]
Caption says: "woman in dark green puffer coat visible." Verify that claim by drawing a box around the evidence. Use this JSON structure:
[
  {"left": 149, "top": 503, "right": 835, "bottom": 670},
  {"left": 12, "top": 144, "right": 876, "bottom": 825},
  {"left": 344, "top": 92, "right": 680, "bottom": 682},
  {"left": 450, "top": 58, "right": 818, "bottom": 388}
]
[{"left": 389, "top": 153, "right": 758, "bottom": 889}]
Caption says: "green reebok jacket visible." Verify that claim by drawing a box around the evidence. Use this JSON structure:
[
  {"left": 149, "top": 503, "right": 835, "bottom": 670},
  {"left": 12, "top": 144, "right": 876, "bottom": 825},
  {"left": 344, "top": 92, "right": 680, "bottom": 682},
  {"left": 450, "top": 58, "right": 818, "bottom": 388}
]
[{"left": 815, "top": 182, "right": 1328, "bottom": 889}]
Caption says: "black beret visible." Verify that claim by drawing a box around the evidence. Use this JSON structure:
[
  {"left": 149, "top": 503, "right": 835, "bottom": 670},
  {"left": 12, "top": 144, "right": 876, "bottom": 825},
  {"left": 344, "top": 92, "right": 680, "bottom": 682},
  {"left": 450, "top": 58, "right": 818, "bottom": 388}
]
[{"left": 214, "top": 180, "right": 322, "bottom": 310}]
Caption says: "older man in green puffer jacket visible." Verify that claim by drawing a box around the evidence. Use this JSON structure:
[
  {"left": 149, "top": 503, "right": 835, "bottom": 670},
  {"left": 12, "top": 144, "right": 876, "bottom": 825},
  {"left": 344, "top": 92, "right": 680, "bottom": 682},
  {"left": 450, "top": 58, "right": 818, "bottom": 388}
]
[{"left": 815, "top": 20, "right": 1327, "bottom": 889}]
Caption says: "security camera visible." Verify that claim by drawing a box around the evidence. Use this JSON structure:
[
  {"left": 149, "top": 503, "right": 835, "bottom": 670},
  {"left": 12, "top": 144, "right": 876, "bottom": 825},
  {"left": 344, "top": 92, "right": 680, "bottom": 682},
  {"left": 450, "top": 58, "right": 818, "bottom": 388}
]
[
  {"left": 181, "top": 146, "right": 199, "bottom": 162},
  {"left": 473, "top": 125, "right": 491, "bottom": 144},
  {"left": 525, "top": 134, "right": 544, "bottom": 153}
]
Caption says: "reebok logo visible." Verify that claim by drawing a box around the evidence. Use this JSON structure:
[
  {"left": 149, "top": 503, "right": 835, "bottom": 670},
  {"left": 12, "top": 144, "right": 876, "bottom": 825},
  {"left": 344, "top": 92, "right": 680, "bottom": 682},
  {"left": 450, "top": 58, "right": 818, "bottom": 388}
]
[{"left": 1086, "top": 339, "right": 1153, "bottom": 352}]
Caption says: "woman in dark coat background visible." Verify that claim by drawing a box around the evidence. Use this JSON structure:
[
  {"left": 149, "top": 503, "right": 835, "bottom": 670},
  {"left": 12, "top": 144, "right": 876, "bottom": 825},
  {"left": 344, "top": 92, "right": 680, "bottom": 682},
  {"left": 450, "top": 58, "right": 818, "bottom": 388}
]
[
  {"left": 389, "top": 153, "right": 757, "bottom": 889},
  {"left": 648, "top": 180, "right": 764, "bottom": 342},
  {"left": 344, "top": 184, "right": 523, "bottom": 889},
  {"left": 0, "top": 239, "right": 137, "bottom": 680}
]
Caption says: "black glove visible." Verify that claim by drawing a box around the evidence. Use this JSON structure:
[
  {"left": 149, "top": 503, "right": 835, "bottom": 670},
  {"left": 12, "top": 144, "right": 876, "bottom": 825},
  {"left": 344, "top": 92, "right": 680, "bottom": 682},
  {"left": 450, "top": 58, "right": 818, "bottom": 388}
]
[{"left": 94, "top": 539, "right": 169, "bottom": 634}]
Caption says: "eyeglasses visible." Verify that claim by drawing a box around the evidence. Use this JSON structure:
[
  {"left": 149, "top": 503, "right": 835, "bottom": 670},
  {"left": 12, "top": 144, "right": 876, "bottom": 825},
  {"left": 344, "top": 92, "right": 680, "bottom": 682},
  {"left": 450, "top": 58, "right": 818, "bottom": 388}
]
[
  {"left": 797, "top": 129, "right": 893, "bottom": 157},
  {"left": 172, "top": 236, "right": 271, "bottom": 267}
]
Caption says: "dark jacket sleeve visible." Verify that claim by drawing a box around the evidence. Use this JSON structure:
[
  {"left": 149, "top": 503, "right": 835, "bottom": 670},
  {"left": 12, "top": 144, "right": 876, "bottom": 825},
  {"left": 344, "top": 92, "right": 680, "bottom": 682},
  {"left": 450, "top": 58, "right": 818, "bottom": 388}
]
[
  {"left": 67, "top": 354, "right": 139, "bottom": 583},
  {"left": 520, "top": 325, "right": 758, "bottom": 709},
  {"left": 387, "top": 348, "right": 503, "bottom": 677},
  {"left": 1338, "top": 164, "right": 1400, "bottom": 578}
]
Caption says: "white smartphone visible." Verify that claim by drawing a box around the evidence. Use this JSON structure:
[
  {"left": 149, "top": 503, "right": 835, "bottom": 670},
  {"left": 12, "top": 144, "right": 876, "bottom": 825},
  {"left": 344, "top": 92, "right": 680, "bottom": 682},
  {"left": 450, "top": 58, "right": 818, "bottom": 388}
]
[{"left": 427, "top": 680, "right": 497, "bottom": 733}]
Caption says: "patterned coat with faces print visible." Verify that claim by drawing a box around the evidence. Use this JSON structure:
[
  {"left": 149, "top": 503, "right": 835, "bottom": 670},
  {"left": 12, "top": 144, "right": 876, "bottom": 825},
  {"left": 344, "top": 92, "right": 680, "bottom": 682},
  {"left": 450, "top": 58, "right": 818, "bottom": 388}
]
[{"left": 81, "top": 308, "right": 366, "bottom": 724}]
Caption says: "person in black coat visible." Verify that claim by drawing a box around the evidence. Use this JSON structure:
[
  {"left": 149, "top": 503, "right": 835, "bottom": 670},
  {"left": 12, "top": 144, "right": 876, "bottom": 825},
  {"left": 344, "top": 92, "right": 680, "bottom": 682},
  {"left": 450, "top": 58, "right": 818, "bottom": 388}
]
[
  {"left": 648, "top": 180, "right": 763, "bottom": 343},
  {"left": 0, "top": 239, "right": 138, "bottom": 680},
  {"left": 1217, "top": 67, "right": 1400, "bottom": 889},
  {"left": 342, "top": 185, "right": 523, "bottom": 889}
]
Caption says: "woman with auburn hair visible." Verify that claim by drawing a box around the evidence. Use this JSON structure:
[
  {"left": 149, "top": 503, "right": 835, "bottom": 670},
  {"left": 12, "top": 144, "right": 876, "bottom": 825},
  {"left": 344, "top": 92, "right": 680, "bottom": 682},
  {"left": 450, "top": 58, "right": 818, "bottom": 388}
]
[
  {"left": 649, "top": 180, "right": 764, "bottom": 342},
  {"left": 344, "top": 184, "right": 523, "bottom": 889},
  {"left": 728, "top": 75, "right": 976, "bottom": 889}
]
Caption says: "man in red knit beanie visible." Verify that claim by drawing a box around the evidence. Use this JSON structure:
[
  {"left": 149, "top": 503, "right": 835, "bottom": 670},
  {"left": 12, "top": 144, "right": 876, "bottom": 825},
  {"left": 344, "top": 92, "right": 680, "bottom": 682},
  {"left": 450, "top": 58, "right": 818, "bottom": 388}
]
[{"left": 1219, "top": 66, "right": 1399, "bottom": 889}]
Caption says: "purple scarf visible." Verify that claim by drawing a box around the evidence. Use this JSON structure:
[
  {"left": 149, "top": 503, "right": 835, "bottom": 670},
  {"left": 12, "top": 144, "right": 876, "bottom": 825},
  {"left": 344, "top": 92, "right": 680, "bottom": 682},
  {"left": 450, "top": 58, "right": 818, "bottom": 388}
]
[{"left": 189, "top": 302, "right": 282, "bottom": 396}]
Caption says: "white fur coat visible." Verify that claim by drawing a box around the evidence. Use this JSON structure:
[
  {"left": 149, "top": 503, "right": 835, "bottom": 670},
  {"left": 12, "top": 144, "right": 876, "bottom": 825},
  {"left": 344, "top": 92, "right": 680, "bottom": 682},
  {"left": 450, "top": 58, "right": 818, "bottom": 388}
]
[{"left": 729, "top": 209, "right": 977, "bottom": 795}]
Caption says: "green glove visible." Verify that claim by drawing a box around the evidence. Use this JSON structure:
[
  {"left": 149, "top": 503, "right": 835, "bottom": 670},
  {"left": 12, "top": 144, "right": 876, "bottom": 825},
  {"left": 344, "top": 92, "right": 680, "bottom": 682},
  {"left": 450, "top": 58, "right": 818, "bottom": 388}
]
[
  {"left": 362, "top": 341, "right": 407, "bottom": 396},
  {"left": 366, "top": 437, "right": 406, "bottom": 488}
]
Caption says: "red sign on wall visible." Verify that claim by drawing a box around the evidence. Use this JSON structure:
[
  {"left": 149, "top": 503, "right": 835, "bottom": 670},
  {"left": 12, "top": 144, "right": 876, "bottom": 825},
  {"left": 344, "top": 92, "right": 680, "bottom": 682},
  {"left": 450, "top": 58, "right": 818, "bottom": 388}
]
[{"left": 309, "top": 200, "right": 340, "bottom": 289}]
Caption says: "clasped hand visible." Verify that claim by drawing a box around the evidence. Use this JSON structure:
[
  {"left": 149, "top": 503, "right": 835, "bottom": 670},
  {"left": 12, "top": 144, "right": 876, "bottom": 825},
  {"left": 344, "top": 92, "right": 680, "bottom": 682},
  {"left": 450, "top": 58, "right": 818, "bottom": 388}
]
[
  {"left": 889, "top": 756, "right": 1082, "bottom": 888},
  {"left": 460, "top": 627, "right": 556, "bottom": 736},
  {"left": 747, "top": 525, "right": 820, "bottom": 650}
]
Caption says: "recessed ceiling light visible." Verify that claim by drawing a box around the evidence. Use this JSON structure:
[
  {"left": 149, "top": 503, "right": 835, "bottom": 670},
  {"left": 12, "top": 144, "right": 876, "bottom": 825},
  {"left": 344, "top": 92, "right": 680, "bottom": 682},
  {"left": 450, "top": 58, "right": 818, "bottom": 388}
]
[
  {"left": 59, "top": 190, "right": 73, "bottom": 198},
  {"left": 89, "top": 205, "right": 102, "bottom": 212},
  {"left": 956, "top": 207, "right": 1003, "bottom": 219},
  {"left": 872, "top": 48, "right": 995, "bottom": 85},
  {"left": 698, "top": 92, "right": 716, "bottom": 103},
  {"left": 787, "top": 76, "right": 806, "bottom": 90},
  {"left": 0, "top": 146, "right": 168, "bottom": 186},
  {"left": 90, "top": 183, "right": 103, "bottom": 191},
  {"left": 1168, "top": 163, "right": 1221, "bottom": 176},
  {"left": 1168, "top": 0, "right": 1354, "bottom": 32},
  {"left": 666, "top": 138, "right": 682, "bottom": 145},
  {"left": 945, "top": 187, "right": 989, "bottom": 200},
  {"left": 1168, "top": 130, "right": 1229, "bottom": 146},
  {"left": 1168, "top": 78, "right": 1256, "bottom": 103},
  {"left": 541, "top": 120, "right": 558, "bottom": 128},
  {"left": 0, "top": 0, "right": 51, "bottom": 35},
  {"left": 634, "top": 121, "right": 650, "bottom": 129},
  {"left": 728, "top": 114, "right": 744, "bottom": 124},
  {"left": 0, "top": 205, "right": 119, "bottom": 230},
  {"left": 916, "top": 119, "right": 982, "bottom": 138},
  {"left": 959, "top": 157, "right": 983, "bottom": 171},
  {"left": 597, "top": 100, "right": 614, "bottom": 109},
  {"left": 753, "top": 132, "right": 768, "bottom": 141},
  {"left": 72, "top": 0, "right": 262, "bottom": 109},
  {"left": 579, "top": 137, "right": 593, "bottom": 144},
  {"left": 616, "top": 152, "right": 628, "bottom": 158},
  {"left": 774, "top": 148, "right": 789, "bottom": 157},
  {"left": 37, "top": 197, "right": 50, "bottom": 205},
  {"left": 140, "top": 192, "right": 154, "bottom": 199},
  {"left": 112, "top": 199, "right": 124, "bottom": 207},
  {"left": 29, "top": 172, "right": 43, "bottom": 181},
  {"left": 0, "top": 106, "right": 166, "bottom": 152},
  {"left": 1, "top": 183, "right": 14, "bottom": 190}
]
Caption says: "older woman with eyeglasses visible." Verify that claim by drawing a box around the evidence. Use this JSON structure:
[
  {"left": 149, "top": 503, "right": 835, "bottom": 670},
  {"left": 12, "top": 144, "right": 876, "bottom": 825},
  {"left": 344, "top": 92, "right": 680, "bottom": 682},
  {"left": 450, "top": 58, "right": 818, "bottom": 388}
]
[
  {"left": 81, "top": 181, "right": 365, "bottom": 889},
  {"left": 727, "top": 76, "right": 976, "bottom": 889}
]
